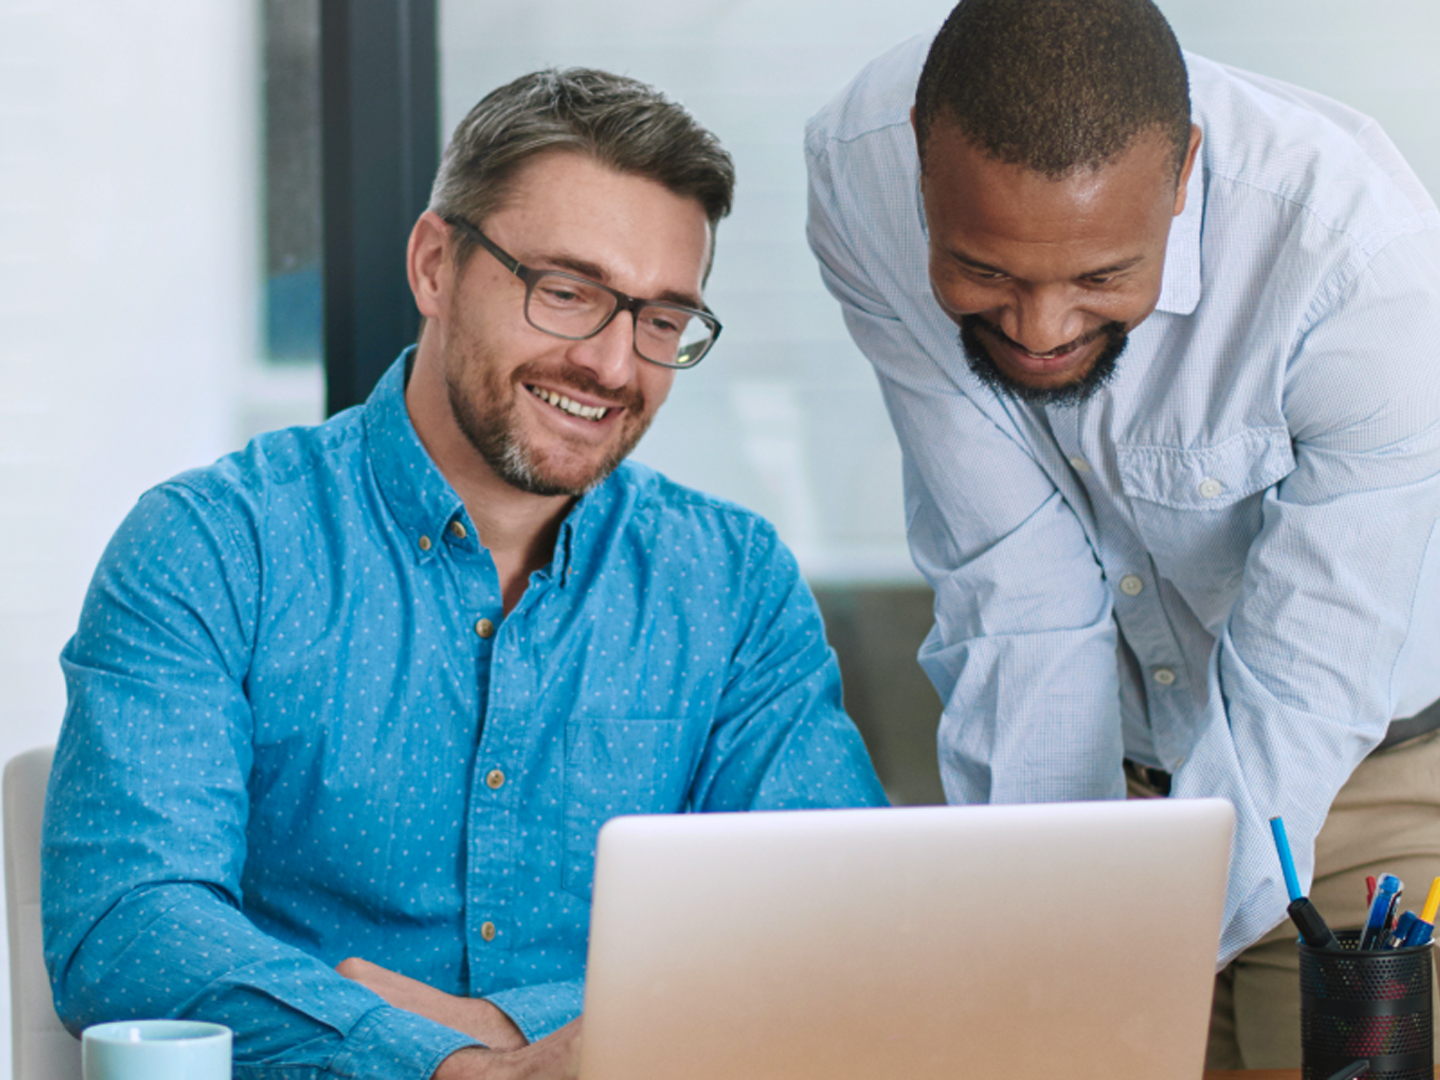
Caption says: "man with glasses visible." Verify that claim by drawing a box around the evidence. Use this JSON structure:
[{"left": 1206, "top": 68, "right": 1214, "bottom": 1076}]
[{"left": 44, "top": 69, "right": 886, "bottom": 1080}]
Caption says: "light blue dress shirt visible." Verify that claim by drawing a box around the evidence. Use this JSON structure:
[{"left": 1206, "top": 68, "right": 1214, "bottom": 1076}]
[
  {"left": 806, "top": 34, "right": 1440, "bottom": 965},
  {"left": 43, "top": 352, "right": 888, "bottom": 1079}
]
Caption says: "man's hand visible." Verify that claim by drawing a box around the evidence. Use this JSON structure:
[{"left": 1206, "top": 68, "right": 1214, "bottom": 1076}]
[
  {"left": 335, "top": 957, "right": 528, "bottom": 1050},
  {"left": 431, "top": 1019, "right": 582, "bottom": 1080}
]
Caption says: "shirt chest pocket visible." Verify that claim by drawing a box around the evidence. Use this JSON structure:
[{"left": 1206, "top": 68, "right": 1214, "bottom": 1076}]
[
  {"left": 1115, "top": 428, "right": 1295, "bottom": 630},
  {"left": 561, "top": 716, "right": 693, "bottom": 902}
]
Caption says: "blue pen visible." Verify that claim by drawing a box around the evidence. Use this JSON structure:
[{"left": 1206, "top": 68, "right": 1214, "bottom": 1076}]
[
  {"left": 1390, "top": 911, "right": 1421, "bottom": 950},
  {"left": 1404, "top": 877, "right": 1440, "bottom": 947},
  {"left": 1360, "top": 874, "right": 1403, "bottom": 950},
  {"left": 1269, "top": 817, "right": 1303, "bottom": 902}
]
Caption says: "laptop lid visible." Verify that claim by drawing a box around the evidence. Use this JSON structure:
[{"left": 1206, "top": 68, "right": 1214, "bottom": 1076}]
[{"left": 579, "top": 797, "right": 1234, "bottom": 1080}]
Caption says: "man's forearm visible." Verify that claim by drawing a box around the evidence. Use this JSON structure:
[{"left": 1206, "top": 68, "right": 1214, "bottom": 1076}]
[
  {"left": 44, "top": 882, "right": 475, "bottom": 1077},
  {"left": 337, "top": 957, "right": 527, "bottom": 1051},
  {"left": 431, "top": 1020, "right": 581, "bottom": 1080}
]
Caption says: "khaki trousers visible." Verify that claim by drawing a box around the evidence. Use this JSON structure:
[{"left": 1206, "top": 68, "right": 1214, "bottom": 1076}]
[{"left": 1131, "top": 728, "right": 1440, "bottom": 1070}]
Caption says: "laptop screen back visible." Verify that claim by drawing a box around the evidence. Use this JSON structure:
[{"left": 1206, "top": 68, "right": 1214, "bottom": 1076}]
[{"left": 579, "top": 798, "right": 1233, "bottom": 1080}]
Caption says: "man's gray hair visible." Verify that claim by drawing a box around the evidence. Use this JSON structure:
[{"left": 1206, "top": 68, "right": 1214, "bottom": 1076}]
[{"left": 429, "top": 67, "right": 735, "bottom": 271}]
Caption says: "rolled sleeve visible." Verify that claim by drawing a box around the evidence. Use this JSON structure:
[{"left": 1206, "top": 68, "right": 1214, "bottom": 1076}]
[
  {"left": 321, "top": 1008, "right": 477, "bottom": 1080},
  {"left": 482, "top": 981, "right": 585, "bottom": 1044}
]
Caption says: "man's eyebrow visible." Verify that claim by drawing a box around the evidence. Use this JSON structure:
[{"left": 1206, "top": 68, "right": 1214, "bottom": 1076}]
[
  {"left": 1074, "top": 255, "right": 1146, "bottom": 278},
  {"left": 944, "top": 248, "right": 1010, "bottom": 276},
  {"left": 535, "top": 251, "right": 705, "bottom": 310},
  {"left": 945, "top": 247, "right": 1146, "bottom": 279}
]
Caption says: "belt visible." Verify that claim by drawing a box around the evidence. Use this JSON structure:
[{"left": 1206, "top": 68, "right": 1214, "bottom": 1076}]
[
  {"left": 1375, "top": 696, "right": 1440, "bottom": 753},
  {"left": 1123, "top": 759, "right": 1172, "bottom": 796},
  {"left": 1125, "top": 698, "right": 1440, "bottom": 795}
]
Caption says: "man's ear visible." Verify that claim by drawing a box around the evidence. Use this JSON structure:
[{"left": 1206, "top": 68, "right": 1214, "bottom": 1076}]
[
  {"left": 408, "top": 210, "right": 453, "bottom": 320},
  {"left": 1173, "top": 124, "right": 1202, "bottom": 216}
]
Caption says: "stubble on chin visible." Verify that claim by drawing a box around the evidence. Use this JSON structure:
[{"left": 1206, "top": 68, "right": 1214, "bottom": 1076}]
[{"left": 445, "top": 351, "right": 652, "bottom": 497}]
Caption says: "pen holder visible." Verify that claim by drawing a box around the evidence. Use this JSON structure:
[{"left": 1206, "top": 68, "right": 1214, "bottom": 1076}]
[{"left": 1300, "top": 931, "right": 1435, "bottom": 1080}]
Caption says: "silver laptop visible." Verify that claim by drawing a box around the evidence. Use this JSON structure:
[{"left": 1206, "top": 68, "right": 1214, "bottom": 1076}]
[{"left": 579, "top": 797, "right": 1234, "bottom": 1080}]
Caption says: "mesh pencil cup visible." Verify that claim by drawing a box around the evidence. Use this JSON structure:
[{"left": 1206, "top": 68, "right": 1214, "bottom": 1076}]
[{"left": 1300, "top": 930, "right": 1435, "bottom": 1080}]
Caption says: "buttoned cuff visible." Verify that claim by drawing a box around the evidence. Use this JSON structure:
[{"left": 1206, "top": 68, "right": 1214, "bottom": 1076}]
[
  {"left": 483, "top": 980, "right": 585, "bottom": 1043},
  {"left": 321, "top": 1004, "right": 478, "bottom": 1080}
]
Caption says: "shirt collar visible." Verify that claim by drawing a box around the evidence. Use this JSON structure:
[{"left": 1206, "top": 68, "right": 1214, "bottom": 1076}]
[
  {"left": 363, "top": 348, "right": 472, "bottom": 565},
  {"left": 1155, "top": 149, "right": 1205, "bottom": 316},
  {"left": 549, "top": 466, "right": 630, "bottom": 588}
]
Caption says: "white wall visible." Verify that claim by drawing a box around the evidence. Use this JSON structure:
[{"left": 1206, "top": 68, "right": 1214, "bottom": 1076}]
[
  {"left": 1166, "top": 0, "right": 1440, "bottom": 193},
  {"left": 438, "top": 0, "right": 1440, "bottom": 583},
  {"left": 0, "top": 1, "right": 261, "bottom": 1072}
]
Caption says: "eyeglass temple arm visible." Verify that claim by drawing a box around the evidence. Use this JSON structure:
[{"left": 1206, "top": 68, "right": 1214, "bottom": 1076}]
[{"left": 446, "top": 217, "right": 523, "bottom": 277}]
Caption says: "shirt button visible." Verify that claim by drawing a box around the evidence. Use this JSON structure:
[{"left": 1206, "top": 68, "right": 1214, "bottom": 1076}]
[
  {"left": 449, "top": 520, "right": 467, "bottom": 540},
  {"left": 1068, "top": 456, "right": 1092, "bottom": 474},
  {"left": 486, "top": 769, "right": 506, "bottom": 790},
  {"left": 418, "top": 534, "right": 432, "bottom": 552},
  {"left": 1153, "top": 667, "right": 1177, "bottom": 686},
  {"left": 1198, "top": 478, "right": 1224, "bottom": 499},
  {"left": 480, "top": 921, "right": 497, "bottom": 942},
  {"left": 1118, "top": 574, "right": 1144, "bottom": 597},
  {"left": 475, "top": 617, "right": 495, "bottom": 639}
]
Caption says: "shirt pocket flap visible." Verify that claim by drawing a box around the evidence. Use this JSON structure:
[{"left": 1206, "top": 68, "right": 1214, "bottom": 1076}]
[
  {"left": 560, "top": 716, "right": 693, "bottom": 902},
  {"left": 1116, "top": 427, "right": 1294, "bottom": 510}
]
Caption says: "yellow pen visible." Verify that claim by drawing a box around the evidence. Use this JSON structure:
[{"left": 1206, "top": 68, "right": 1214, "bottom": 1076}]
[
  {"left": 1420, "top": 877, "right": 1440, "bottom": 926},
  {"left": 1400, "top": 876, "right": 1440, "bottom": 947}
]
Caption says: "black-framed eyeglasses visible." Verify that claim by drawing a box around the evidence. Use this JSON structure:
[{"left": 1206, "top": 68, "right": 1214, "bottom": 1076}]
[{"left": 445, "top": 216, "right": 722, "bottom": 369}]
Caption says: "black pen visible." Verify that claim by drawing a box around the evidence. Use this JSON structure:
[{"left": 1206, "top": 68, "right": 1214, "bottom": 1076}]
[{"left": 1288, "top": 896, "right": 1340, "bottom": 950}]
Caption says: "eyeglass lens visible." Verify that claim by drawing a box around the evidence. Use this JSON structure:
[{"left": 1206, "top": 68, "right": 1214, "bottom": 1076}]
[{"left": 527, "top": 272, "right": 714, "bottom": 367}]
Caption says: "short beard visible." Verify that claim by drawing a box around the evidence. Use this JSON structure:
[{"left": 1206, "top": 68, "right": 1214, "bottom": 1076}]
[
  {"left": 447, "top": 357, "right": 649, "bottom": 498},
  {"left": 959, "top": 315, "right": 1127, "bottom": 407}
]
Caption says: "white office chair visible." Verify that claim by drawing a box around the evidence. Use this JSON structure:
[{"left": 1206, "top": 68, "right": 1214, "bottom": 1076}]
[{"left": 4, "top": 746, "right": 82, "bottom": 1080}]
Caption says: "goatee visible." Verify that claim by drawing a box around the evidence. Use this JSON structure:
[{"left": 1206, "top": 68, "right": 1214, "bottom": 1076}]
[{"left": 959, "top": 315, "right": 1128, "bottom": 407}]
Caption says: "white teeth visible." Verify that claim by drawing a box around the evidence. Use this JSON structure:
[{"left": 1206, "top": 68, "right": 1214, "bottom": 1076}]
[{"left": 528, "top": 385, "right": 610, "bottom": 421}]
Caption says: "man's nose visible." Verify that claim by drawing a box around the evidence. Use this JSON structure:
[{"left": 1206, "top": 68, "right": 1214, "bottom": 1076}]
[
  {"left": 1001, "top": 288, "right": 1086, "bottom": 355},
  {"left": 567, "top": 312, "right": 639, "bottom": 389}
]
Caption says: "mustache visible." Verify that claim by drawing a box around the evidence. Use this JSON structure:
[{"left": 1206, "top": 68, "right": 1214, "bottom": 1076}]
[{"left": 513, "top": 360, "right": 642, "bottom": 411}]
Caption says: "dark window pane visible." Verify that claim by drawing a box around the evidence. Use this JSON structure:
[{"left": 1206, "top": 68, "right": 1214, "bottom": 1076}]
[{"left": 265, "top": 0, "right": 322, "bottom": 363}]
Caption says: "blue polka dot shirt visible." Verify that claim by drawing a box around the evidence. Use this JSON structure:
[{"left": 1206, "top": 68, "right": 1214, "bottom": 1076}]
[{"left": 43, "top": 351, "right": 888, "bottom": 1079}]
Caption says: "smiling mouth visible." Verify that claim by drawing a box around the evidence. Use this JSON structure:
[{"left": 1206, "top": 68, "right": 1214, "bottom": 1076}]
[
  {"left": 988, "top": 325, "right": 1095, "bottom": 362},
  {"left": 1022, "top": 342, "right": 1081, "bottom": 361},
  {"left": 527, "top": 384, "right": 613, "bottom": 422},
  {"left": 1005, "top": 343, "right": 1085, "bottom": 374},
  {"left": 977, "top": 323, "right": 1103, "bottom": 376}
]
